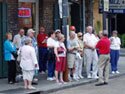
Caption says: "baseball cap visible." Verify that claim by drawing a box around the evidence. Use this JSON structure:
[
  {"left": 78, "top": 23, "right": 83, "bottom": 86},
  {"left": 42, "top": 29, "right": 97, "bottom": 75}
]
[
  {"left": 55, "top": 29, "right": 61, "bottom": 33},
  {"left": 27, "top": 29, "right": 35, "bottom": 34}
]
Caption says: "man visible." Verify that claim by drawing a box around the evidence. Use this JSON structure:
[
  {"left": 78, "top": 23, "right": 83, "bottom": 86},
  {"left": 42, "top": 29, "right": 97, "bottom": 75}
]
[
  {"left": 37, "top": 26, "right": 48, "bottom": 74},
  {"left": 83, "top": 26, "right": 98, "bottom": 79},
  {"left": 67, "top": 31, "right": 79, "bottom": 81},
  {"left": 13, "top": 28, "right": 26, "bottom": 79},
  {"left": 13, "top": 28, "right": 26, "bottom": 49},
  {"left": 95, "top": 30, "right": 110, "bottom": 86}
]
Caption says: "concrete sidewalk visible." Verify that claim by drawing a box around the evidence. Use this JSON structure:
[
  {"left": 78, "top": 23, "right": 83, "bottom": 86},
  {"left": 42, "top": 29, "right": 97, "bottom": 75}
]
[{"left": 0, "top": 57, "right": 125, "bottom": 94}]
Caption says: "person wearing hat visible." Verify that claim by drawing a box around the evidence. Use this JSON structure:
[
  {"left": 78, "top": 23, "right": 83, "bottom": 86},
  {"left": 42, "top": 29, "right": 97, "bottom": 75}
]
[
  {"left": 27, "top": 28, "right": 38, "bottom": 54},
  {"left": 110, "top": 30, "right": 121, "bottom": 74},
  {"left": 95, "top": 30, "right": 110, "bottom": 86},
  {"left": 20, "top": 37, "right": 39, "bottom": 89},
  {"left": 55, "top": 29, "right": 62, "bottom": 40}
]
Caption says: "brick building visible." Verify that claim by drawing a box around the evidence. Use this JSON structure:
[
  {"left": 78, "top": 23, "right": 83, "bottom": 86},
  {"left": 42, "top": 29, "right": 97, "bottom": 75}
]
[{"left": 0, "top": 0, "right": 87, "bottom": 77}]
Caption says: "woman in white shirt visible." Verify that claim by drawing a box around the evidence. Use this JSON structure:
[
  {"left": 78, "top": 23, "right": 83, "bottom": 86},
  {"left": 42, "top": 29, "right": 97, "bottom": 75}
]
[
  {"left": 110, "top": 30, "right": 121, "bottom": 74},
  {"left": 20, "top": 37, "right": 38, "bottom": 89}
]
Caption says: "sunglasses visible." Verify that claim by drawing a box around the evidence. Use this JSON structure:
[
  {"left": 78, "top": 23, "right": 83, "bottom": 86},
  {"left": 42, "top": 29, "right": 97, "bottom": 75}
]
[{"left": 78, "top": 35, "right": 82, "bottom": 37}]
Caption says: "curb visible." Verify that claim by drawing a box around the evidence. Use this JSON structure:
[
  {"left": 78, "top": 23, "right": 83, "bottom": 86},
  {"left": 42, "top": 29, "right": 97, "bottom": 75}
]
[{"left": 32, "top": 72, "right": 125, "bottom": 94}]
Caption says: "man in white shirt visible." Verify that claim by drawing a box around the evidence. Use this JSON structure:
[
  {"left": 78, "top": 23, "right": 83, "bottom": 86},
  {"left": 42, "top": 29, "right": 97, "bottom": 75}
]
[
  {"left": 47, "top": 31, "right": 58, "bottom": 81},
  {"left": 110, "top": 30, "right": 121, "bottom": 74},
  {"left": 84, "top": 26, "right": 98, "bottom": 79},
  {"left": 13, "top": 28, "right": 26, "bottom": 49},
  {"left": 13, "top": 28, "right": 26, "bottom": 78}
]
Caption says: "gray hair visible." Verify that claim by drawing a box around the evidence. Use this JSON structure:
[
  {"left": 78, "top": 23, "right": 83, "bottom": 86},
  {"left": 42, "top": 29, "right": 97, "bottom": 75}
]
[
  {"left": 24, "top": 37, "right": 32, "bottom": 45},
  {"left": 103, "top": 30, "right": 108, "bottom": 36}
]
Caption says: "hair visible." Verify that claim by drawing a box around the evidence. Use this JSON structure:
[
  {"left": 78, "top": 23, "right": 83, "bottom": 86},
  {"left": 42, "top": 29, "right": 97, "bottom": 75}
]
[
  {"left": 48, "top": 31, "right": 55, "bottom": 37},
  {"left": 5, "top": 32, "right": 12, "bottom": 39},
  {"left": 103, "top": 30, "right": 108, "bottom": 36},
  {"left": 58, "top": 34, "right": 65, "bottom": 41},
  {"left": 24, "top": 37, "right": 32, "bottom": 45}
]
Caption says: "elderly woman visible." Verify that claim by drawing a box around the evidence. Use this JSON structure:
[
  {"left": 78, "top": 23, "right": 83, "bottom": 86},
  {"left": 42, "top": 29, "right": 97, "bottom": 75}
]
[
  {"left": 54, "top": 34, "right": 66, "bottom": 84},
  {"left": 4, "top": 32, "right": 17, "bottom": 84},
  {"left": 20, "top": 37, "right": 38, "bottom": 89}
]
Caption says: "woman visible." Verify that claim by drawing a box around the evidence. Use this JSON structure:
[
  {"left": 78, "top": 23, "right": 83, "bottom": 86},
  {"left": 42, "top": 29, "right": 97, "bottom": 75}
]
[
  {"left": 20, "top": 37, "right": 38, "bottom": 89},
  {"left": 54, "top": 34, "right": 67, "bottom": 84},
  {"left": 4, "top": 32, "right": 16, "bottom": 84},
  {"left": 110, "top": 30, "right": 121, "bottom": 74}
]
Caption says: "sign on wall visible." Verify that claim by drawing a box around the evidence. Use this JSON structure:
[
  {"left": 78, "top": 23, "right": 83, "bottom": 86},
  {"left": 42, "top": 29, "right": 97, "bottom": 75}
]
[
  {"left": 99, "top": 0, "right": 125, "bottom": 13},
  {"left": 18, "top": 8, "right": 31, "bottom": 17}
]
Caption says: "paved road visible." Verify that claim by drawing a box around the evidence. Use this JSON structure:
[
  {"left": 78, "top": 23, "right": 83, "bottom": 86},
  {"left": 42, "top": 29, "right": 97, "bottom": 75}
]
[{"left": 49, "top": 75, "right": 125, "bottom": 94}]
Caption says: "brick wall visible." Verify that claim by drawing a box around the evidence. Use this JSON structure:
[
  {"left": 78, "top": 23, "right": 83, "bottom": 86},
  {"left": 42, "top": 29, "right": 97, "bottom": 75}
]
[
  {"left": 39, "top": 0, "right": 55, "bottom": 33},
  {"left": 7, "top": 0, "right": 18, "bottom": 34}
]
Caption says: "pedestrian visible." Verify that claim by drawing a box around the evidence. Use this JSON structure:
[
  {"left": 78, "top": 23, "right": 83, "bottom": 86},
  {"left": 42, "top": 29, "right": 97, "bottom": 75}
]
[
  {"left": 13, "top": 28, "right": 26, "bottom": 77},
  {"left": 54, "top": 34, "right": 67, "bottom": 84},
  {"left": 47, "top": 31, "right": 57, "bottom": 81},
  {"left": 75, "top": 32, "right": 84, "bottom": 79},
  {"left": 110, "top": 30, "right": 121, "bottom": 74},
  {"left": 4, "top": 32, "right": 17, "bottom": 84},
  {"left": 83, "top": 26, "right": 98, "bottom": 79},
  {"left": 37, "top": 26, "right": 48, "bottom": 74},
  {"left": 20, "top": 37, "right": 39, "bottom": 89},
  {"left": 67, "top": 31, "right": 79, "bottom": 81},
  {"left": 55, "top": 29, "right": 62, "bottom": 40},
  {"left": 27, "top": 28, "right": 39, "bottom": 84},
  {"left": 95, "top": 30, "right": 110, "bottom": 86}
]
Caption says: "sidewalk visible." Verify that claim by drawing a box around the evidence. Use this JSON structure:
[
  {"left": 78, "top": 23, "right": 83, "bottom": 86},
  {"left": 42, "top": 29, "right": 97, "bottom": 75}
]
[{"left": 0, "top": 56, "right": 125, "bottom": 94}]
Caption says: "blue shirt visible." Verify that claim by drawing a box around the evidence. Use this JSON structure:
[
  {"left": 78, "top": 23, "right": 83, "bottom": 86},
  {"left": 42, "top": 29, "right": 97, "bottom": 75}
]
[{"left": 4, "top": 40, "right": 16, "bottom": 61}]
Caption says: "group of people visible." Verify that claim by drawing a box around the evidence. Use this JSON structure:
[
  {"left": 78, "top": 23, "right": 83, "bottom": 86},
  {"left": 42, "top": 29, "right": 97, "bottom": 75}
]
[{"left": 3, "top": 25, "right": 121, "bottom": 89}]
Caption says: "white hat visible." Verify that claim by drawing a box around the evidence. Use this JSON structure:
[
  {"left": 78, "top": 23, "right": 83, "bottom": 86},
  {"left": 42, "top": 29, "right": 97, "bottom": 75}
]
[
  {"left": 55, "top": 29, "right": 61, "bottom": 33},
  {"left": 27, "top": 29, "right": 35, "bottom": 34}
]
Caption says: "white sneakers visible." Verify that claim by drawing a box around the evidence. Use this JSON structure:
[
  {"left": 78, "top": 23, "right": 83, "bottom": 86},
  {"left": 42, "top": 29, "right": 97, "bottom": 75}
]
[
  {"left": 111, "top": 71, "right": 115, "bottom": 74},
  {"left": 87, "top": 74, "right": 99, "bottom": 79},
  {"left": 47, "top": 77, "right": 55, "bottom": 81},
  {"left": 112, "top": 71, "right": 120, "bottom": 74}
]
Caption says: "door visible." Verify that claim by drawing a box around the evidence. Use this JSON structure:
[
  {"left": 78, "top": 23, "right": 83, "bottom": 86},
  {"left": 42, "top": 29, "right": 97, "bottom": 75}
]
[
  {"left": 18, "top": 0, "right": 39, "bottom": 33},
  {"left": 71, "top": 3, "right": 80, "bottom": 32}
]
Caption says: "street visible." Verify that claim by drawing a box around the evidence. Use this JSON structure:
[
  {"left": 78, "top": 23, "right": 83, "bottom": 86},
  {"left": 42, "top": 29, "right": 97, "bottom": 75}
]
[{"left": 49, "top": 75, "right": 125, "bottom": 94}]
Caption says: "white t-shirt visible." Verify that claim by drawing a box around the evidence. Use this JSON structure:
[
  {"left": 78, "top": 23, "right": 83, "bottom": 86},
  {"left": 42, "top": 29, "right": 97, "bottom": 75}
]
[
  {"left": 47, "top": 37, "right": 58, "bottom": 48},
  {"left": 83, "top": 33, "right": 98, "bottom": 48},
  {"left": 56, "top": 41, "right": 66, "bottom": 57},
  {"left": 110, "top": 36, "right": 121, "bottom": 50}
]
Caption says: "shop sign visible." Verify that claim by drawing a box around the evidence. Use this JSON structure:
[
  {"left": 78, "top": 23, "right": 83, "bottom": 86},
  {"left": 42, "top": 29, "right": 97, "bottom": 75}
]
[
  {"left": 99, "top": 0, "right": 125, "bottom": 13},
  {"left": 18, "top": 8, "right": 31, "bottom": 17}
]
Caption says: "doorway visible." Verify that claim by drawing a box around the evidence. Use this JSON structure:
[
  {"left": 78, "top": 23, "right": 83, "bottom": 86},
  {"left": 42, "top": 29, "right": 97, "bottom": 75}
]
[
  {"left": 18, "top": 0, "right": 39, "bottom": 33},
  {"left": 70, "top": 3, "right": 80, "bottom": 32}
]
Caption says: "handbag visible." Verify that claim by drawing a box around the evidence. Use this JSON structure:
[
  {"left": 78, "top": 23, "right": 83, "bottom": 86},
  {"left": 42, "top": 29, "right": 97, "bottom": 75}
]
[
  {"left": 11, "top": 51, "right": 18, "bottom": 59},
  {"left": 57, "top": 46, "right": 65, "bottom": 54}
]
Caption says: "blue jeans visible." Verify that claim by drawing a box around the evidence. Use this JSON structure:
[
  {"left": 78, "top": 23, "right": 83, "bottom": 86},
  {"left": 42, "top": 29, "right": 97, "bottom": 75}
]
[
  {"left": 110, "top": 49, "right": 119, "bottom": 71},
  {"left": 48, "top": 60, "right": 55, "bottom": 77},
  {"left": 38, "top": 47, "right": 48, "bottom": 72}
]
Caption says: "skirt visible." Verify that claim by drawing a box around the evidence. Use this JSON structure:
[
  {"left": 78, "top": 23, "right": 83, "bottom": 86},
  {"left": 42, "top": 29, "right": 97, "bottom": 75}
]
[
  {"left": 22, "top": 70, "right": 34, "bottom": 81},
  {"left": 55, "top": 57, "right": 66, "bottom": 72}
]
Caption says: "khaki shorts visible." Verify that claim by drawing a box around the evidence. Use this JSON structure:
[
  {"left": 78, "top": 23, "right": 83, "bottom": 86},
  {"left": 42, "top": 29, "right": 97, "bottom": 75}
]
[{"left": 67, "top": 53, "right": 76, "bottom": 68}]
